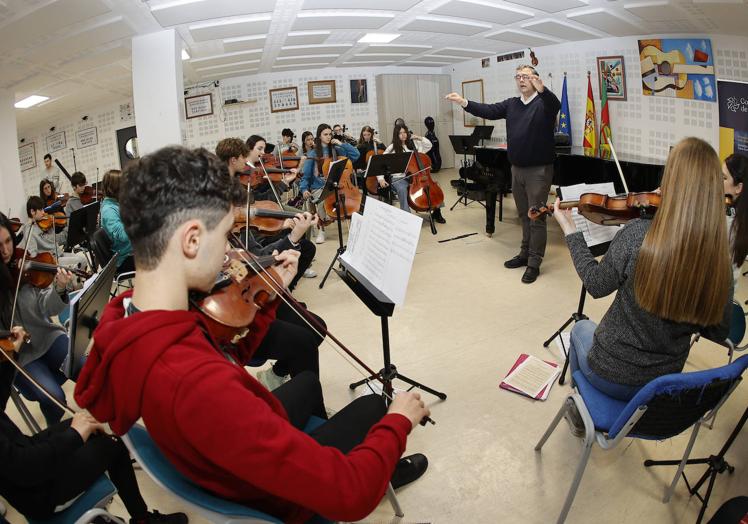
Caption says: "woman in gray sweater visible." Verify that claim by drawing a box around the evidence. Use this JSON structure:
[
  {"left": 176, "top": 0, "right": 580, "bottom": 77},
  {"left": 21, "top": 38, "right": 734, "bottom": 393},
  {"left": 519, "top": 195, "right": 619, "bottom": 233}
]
[{"left": 552, "top": 137, "right": 733, "bottom": 401}]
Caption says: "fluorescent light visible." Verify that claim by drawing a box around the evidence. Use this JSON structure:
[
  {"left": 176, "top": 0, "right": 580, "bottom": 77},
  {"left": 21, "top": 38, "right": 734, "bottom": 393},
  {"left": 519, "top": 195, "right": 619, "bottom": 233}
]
[
  {"left": 358, "top": 33, "right": 400, "bottom": 44},
  {"left": 15, "top": 95, "right": 49, "bottom": 109},
  {"left": 181, "top": 49, "right": 190, "bottom": 60}
]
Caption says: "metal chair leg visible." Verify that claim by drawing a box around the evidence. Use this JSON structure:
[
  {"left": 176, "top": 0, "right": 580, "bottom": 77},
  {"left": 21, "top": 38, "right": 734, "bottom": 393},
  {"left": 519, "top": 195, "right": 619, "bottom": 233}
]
[
  {"left": 535, "top": 398, "right": 570, "bottom": 451},
  {"left": 557, "top": 434, "right": 594, "bottom": 524},
  {"left": 663, "top": 422, "right": 701, "bottom": 503},
  {"left": 385, "top": 483, "right": 404, "bottom": 518}
]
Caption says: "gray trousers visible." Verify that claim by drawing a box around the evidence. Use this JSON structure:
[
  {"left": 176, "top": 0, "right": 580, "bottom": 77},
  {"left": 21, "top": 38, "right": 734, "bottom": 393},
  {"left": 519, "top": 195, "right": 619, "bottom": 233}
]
[{"left": 511, "top": 164, "right": 554, "bottom": 268}]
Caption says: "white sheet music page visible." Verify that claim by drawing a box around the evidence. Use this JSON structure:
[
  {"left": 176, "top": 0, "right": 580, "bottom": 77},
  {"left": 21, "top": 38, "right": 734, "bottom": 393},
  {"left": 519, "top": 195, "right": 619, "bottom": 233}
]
[
  {"left": 339, "top": 197, "right": 422, "bottom": 305},
  {"left": 560, "top": 182, "right": 622, "bottom": 247}
]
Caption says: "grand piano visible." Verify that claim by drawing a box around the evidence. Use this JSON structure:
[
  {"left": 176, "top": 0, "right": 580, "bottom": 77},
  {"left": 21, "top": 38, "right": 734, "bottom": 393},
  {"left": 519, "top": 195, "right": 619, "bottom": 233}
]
[{"left": 470, "top": 145, "right": 665, "bottom": 236}]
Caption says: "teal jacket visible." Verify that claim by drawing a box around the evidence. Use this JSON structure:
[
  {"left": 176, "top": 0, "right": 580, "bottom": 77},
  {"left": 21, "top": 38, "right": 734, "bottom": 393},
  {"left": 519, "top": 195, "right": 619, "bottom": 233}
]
[{"left": 100, "top": 198, "right": 132, "bottom": 267}]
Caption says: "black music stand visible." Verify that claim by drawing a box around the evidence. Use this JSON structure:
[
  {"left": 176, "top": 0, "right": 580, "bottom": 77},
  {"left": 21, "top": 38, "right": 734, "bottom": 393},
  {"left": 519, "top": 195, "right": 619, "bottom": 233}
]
[
  {"left": 65, "top": 201, "right": 100, "bottom": 267},
  {"left": 336, "top": 262, "right": 447, "bottom": 405},
  {"left": 448, "top": 135, "right": 481, "bottom": 210},
  {"left": 318, "top": 159, "right": 351, "bottom": 289},
  {"left": 544, "top": 240, "right": 611, "bottom": 385},
  {"left": 364, "top": 152, "right": 410, "bottom": 209},
  {"left": 471, "top": 125, "right": 494, "bottom": 146},
  {"left": 65, "top": 255, "right": 118, "bottom": 380}
]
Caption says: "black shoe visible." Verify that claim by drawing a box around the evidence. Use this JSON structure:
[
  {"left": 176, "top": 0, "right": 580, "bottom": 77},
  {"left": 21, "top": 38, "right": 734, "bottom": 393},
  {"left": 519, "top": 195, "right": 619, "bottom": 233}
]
[
  {"left": 431, "top": 209, "right": 446, "bottom": 224},
  {"left": 504, "top": 255, "right": 528, "bottom": 269},
  {"left": 131, "top": 510, "right": 188, "bottom": 524},
  {"left": 391, "top": 453, "right": 428, "bottom": 489},
  {"left": 522, "top": 266, "right": 539, "bottom": 283}
]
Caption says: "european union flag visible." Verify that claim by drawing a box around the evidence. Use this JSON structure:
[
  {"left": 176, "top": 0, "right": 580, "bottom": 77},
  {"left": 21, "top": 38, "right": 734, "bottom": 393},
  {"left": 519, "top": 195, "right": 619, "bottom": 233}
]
[{"left": 557, "top": 74, "right": 571, "bottom": 144}]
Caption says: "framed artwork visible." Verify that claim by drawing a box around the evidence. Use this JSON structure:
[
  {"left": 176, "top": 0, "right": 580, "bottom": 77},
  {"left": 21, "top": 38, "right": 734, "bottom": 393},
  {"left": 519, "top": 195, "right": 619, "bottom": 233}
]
[
  {"left": 46, "top": 130, "right": 66, "bottom": 153},
  {"left": 269, "top": 86, "right": 299, "bottom": 113},
  {"left": 350, "top": 79, "right": 367, "bottom": 104},
  {"left": 308, "top": 80, "right": 336, "bottom": 104},
  {"left": 184, "top": 93, "right": 213, "bottom": 119},
  {"left": 638, "top": 38, "right": 716, "bottom": 101},
  {"left": 76, "top": 127, "right": 98, "bottom": 149},
  {"left": 596, "top": 55, "right": 627, "bottom": 101},
  {"left": 481, "top": 58, "right": 490, "bottom": 68},
  {"left": 461, "top": 79, "right": 484, "bottom": 127},
  {"left": 19, "top": 142, "right": 36, "bottom": 171}
]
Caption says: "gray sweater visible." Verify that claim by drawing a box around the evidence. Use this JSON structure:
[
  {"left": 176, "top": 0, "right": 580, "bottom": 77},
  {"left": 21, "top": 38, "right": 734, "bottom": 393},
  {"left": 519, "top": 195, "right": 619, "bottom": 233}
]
[
  {"left": 566, "top": 219, "right": 731, "bottom": 386},
  {"left": 10, "top": 285, "right": 68, "bottom": 367}
]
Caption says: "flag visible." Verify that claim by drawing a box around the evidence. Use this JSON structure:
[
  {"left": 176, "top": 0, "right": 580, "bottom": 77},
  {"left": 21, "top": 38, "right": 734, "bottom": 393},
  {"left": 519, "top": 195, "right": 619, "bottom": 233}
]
[
  {"left": 583, "top": 72, "right": 596, "bottom": 157},
  {"left": 599, "top": 77, "right": 612, "bottom": 160},
  {"left": 557, "top": 73, "right": 571, "bottom": 144}
]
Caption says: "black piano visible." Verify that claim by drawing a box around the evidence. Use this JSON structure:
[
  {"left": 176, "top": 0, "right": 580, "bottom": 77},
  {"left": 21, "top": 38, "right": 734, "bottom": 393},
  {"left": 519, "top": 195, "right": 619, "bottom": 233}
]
[{"left": 468, "top": 145, "right": 665, "bottom": 236}]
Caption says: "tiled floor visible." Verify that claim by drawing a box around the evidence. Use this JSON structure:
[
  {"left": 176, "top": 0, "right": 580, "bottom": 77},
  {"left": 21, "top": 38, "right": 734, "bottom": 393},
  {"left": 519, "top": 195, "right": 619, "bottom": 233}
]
[{"left": 4, "top": 167, "right": 746, "bottom": 523}]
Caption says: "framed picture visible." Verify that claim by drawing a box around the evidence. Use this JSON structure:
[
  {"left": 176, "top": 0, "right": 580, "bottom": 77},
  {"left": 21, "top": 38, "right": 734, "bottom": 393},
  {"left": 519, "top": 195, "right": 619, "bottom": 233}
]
[
  {"left": 76, "top": 127, "right": 98, "bottom": 149},
  {"left": 638, "top": 38, "right": 716, "bottom": 101},
  {"left": 481, "top": 58, "right": 490, "bottom": 68},
  {"left": 269, "top": 86, "right": 299, "bottom": 113},
  {"left": 596, "top": 55, "right": 627, "bottom": 101},
  {"left": 185, "top": 93, "right": 213, "bottom": 119},
  {"left": 308, "top": 80, "right": 336, "bottom": 105},
  {"left": 461, "top": 79, "right": 485, "bottom": 127},
  {"left": 350, "top": 79, "right": 367, "bottom": 104},
  {"left": 46, "top": 130, "right": 66, "bottom": 153},
  {"left": 19, "top": 142, "right": 36, "bottom": 171}
]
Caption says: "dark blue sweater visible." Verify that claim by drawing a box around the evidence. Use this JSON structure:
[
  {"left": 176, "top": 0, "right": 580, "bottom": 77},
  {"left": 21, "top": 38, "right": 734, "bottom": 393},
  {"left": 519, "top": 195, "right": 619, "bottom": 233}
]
[{"left": 465, "top": 89, "right": 560, "bottom": 167}]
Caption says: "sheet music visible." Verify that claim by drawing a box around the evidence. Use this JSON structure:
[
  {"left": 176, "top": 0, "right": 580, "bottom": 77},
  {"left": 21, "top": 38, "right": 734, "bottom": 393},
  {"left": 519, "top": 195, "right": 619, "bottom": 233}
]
[
  {"left": 502, "top": 355, "right": 560, "bottom": 399},
  {"left": 560, "top": 182, "right": 621, "bottom": 247},
  {"left": 340, "top": 197, "right": 422, "bottom": 305}
]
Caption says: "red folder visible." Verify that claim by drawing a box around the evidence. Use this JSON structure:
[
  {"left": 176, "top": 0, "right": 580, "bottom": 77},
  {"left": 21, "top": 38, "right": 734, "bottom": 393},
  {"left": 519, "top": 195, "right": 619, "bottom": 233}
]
[{"left": 500, "top": 353, "right": 559, "bottom": 400}]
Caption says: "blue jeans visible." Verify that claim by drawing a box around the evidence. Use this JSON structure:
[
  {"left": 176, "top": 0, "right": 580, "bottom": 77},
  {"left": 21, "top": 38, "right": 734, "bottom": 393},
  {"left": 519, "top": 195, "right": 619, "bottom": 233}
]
[
  {"left": 392, "top": 178, "right": 410, "bottom": 212},
  {"left": 569, "top": 320, "right": 641, "bottom": 401},
  {"left": 15, "top": 334, "right": 69, "bottom": 426}
]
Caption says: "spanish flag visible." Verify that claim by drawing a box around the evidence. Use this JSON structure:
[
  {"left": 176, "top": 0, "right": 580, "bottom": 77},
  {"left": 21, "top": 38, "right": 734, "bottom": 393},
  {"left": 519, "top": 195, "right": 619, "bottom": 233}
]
[
  {"left": 583, "top": 72, "right": 596, "bottom": 157},
  {"left": 599, "top": 78, "right": 612, "bottom": 160}
]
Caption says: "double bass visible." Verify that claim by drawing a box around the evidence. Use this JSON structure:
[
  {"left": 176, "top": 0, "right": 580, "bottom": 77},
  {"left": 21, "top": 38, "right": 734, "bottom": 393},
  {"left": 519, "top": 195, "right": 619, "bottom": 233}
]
[{"left": 321, "top": 143, "right": 361, "bottom": 220}]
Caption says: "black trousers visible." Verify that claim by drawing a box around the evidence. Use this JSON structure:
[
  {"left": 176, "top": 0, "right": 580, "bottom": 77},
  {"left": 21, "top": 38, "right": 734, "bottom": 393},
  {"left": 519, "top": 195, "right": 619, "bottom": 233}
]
[
  {"left": 256, "top": 233, "right": 315, "bottom": 291},
  {"left": 272, "top": 371, "right": 387, "bottom": 452},
  {"left": 253, "top": 302, "right": 325, "bottom": 378},
  {"left": 16, "top": 420, "right": 148, "bottom": 520}
]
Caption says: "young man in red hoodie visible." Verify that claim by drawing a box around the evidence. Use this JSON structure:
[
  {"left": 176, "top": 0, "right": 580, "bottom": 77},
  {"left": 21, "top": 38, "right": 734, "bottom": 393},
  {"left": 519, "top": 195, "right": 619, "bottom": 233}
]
[{"left": 74, "top": 146, "right": 430, "bottom": 523}]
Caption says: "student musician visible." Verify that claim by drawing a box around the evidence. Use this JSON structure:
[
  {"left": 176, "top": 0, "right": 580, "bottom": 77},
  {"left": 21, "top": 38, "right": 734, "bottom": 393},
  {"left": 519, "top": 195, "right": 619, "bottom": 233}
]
[
  {"left": 64, "top": 172, "right": 88, "bottom": 216},
  {"left": 332, "top": 124, "right": 356, "bottom": 145},
  {"left": 382, "top": 124, "right": 446, "bottom": 224},
  {"left": 74, "top": 145, "right": 430, "bottom": 524},
  {"left": 279, "top": 128, "right": 299, "bottom": 154},
  {"left": 447, "top": 64, "right": 560, "bottom": 283},
  {"left": 300, "top": 130, "right": 314, "bottom": 156},
  {"left": 355, "top": 126, "right": 385, "bottom": 170},
  {"left": 723, "top": 153, "right": 747, "bottom": 282},
  {"left": 42, "top": 153, "right": 61, "bottom": 189},
  {"left": 550, "top": 138, "right": 732, "bottom": 432},
  {"left": 39, "top": 179, "right": 60, "bottom": 206},
  {"left": 300, "top": 124, "right": 361, "bottom": 245},
  {"left": 100, "top": 169, "right": 135, "bottom": 274},
  {"left": 246, "top": 135, "right": 299, "bottom": 204},
  {"left": 0, "top": 212, "right": 74, "bottom": 426}
]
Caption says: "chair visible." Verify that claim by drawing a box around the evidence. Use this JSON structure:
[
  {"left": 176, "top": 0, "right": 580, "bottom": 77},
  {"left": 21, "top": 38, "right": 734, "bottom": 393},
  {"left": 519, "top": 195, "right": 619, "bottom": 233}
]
[
  {"left": 26, "top": 475, "right": 123, "bottom": 524},
  {"left": 534, "top": 354, "right": 748, "bottom": 524},
  {"left": 691, "top": 301, "right": 747, "bottom": 363},
  {"left": 89, "top": 229, "right": 134, "bottom": 294}
]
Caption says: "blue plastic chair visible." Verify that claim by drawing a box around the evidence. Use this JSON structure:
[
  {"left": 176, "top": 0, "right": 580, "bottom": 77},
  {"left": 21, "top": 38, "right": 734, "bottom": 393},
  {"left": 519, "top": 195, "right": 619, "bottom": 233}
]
[
  {"left": 691, "top": 301, "right": 747, "bottom": 363},
  {"left": 26, "top": 475, "right": 121, "bottom": 524},
  {"left": 535, "top": 354, "right": 748, "bottom": 524}
]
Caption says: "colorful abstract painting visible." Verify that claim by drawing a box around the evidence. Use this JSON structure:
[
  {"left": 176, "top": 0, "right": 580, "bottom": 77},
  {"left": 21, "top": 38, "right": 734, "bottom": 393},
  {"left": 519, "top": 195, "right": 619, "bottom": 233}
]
[{"left": 638, "top": 38, "right": 716, "bottom": 102}]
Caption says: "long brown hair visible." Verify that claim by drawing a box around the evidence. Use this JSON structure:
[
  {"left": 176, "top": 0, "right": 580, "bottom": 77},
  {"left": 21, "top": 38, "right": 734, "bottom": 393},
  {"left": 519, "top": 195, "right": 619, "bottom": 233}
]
[
  {"left": 725, "top": 153, "right": 747, "bottom": 267},
  {"left": 634, "top": 137, "right": 731, "bottom": 326},
  {"left": 358, "top": 126, "right": 375, "bottom": 147},
  {"left": 391, "top": 124, "right": 410, "bottom": 154}
]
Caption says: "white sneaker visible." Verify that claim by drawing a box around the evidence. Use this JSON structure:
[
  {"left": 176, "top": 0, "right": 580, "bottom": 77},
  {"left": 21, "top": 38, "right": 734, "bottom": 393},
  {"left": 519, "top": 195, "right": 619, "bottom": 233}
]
[
  {"left": 315, "top": 229, "right": 326, "bottom": 244},
  {"left": 303, "top": 268, "right": 317, "bottom": 278},
  {"left": 256, "top": 368, "right": 290, "bottom": 391}
]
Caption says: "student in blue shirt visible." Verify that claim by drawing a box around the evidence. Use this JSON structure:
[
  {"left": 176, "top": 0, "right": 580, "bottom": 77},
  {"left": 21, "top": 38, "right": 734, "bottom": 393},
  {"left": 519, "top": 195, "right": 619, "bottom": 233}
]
[
  {"left": 300, "top": 124, "right": 360, "bottom": 244},
  {"left": 100, "top": 169, "right": 134, "bottom": 273}
]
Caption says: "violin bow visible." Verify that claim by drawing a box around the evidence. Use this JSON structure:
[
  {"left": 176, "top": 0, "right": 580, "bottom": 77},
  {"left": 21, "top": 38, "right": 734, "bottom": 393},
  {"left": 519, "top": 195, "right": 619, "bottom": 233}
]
[{"left": 257, "top": 157, "right": 285, "bottom": 208}]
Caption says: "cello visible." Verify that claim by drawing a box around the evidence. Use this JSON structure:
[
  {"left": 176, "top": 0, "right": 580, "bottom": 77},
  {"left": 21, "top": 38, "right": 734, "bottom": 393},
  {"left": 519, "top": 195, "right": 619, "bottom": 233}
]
[
  {"left": 406, "top": 135, "right": 444, "bottom": 235},
  {"left": 321, "top": 143, "right": 361, "bottom": 220},
  {"left": 364, "top": 133, "right": 384, "bottom": 196}
]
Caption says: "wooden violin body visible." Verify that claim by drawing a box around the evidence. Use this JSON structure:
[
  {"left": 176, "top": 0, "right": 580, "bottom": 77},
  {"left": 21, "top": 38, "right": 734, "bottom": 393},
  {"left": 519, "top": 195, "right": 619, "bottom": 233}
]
[
  {"left": 322, "top": 153, "right": 361, "bottom": 220},
  {"left": 12, "top": 248, "right": 91, "bottom": 288},
  {"left": 233, "top": 200, "right": 308, "bottom": 235},
  {"left": 529, "top": 191, "right": 662, "bottom": 226},
  {"left": 406, "top": 152, "right": 443, "bottom": 212}
]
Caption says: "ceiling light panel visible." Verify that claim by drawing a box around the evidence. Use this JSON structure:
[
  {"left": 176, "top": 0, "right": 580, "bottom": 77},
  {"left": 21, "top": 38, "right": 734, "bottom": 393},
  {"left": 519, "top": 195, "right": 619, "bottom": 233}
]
[
  {"left": 622, "top": 1, "right": 681, "bottom": 22},
  {"left": 279, "top": 45, "right": 352, "bottom": 57},
  {"left": 302, "top": 0, "right": 420, "bottom": 10},
  {"left": 430, "top": 0, "right": 533, "bottom": 25},
  {"left": 399, "top": 17, "right": 491, "bottom": 36},
  {"left": 223, "top": 35, "right": 267, "bottom": 52},
  {"left": 285, "top": 31, "right": 331, "bottom": 46},
  {"left": 566, "top": 9, "right": 644, "bottom": 36},
  {"left": 522, "top": 20, "right": 601, "bottom": 40},
  {"left": 292, "top": 12, "right": 395, "bottom": 31},
  {"left": 15, "top": 95, "right": 50, "bottom": 109},
  {"left": 502, "top": 0, "right": 588, "bottom": 13},
  {"left": 485, "top": 29, "right": 559, "bottom": 46},
  {"left": 190, "top": 16, "right": 272, "bottom": 41},
  {"left": 191, "top": 50, "right": 263, "bottom": 68},
  {"left": 358, "top": 33, "right": 400, "bottom": 43},
  {"left": 149, "top": 0, "right": 276, "bottom": 26}
]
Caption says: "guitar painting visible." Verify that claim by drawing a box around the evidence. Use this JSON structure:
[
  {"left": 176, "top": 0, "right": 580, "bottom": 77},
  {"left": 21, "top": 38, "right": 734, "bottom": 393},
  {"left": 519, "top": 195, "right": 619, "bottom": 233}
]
[{"left": 638, "top": 38, "right": 716, "bottom": 101}]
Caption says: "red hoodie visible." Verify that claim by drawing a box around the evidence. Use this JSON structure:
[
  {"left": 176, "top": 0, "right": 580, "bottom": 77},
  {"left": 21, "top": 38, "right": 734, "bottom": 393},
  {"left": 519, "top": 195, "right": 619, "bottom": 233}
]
[{"left": 74, "top": 291, "right": 412, "bottom": 523}]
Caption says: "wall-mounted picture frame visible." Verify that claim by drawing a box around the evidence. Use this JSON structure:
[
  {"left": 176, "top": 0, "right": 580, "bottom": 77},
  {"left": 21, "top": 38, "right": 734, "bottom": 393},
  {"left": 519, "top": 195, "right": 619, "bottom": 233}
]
[
  {"left": 596, "top": 55, "right": 627, "bottom": 101},
  {"left": 481, "top": 58, "right": 490, "bottom": 68},
  {"left": 350, "top": 79, "right": 367, "bottom": 104},
  {"left": 76, "top": 127, "right": 98, "bottom": 149},
  {"left": 19, "top": 142, "right": 36, "bottom": 171},
  {"left": 461, "top": 79, "right": 485, "bottom": 127},
  {"left": 308, "top": 80, "right": 336, "bottom": 105},
  {"left": 46, "top": 130, "right": 66, "bottom": 153},
  {"left": 269, "top": 86, "right": 299, "bottom": 113},
  {"left": 185, "top": 93, "right": 213, "bottom": 119}
]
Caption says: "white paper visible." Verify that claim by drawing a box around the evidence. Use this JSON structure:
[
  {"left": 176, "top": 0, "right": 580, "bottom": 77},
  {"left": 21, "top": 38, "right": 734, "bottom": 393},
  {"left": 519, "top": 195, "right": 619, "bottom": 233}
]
[
  {"left": 560, "top": 182, "right": 622, "bottom": 247},
  {"left": 551, "top": 331, "right": 571, "bottom": 359},
  {"left": 339, "top": 197, "right": 422, "bottom": 305},
  {"left": 503, "top": 355, "right": 560, "bottom": 399}
]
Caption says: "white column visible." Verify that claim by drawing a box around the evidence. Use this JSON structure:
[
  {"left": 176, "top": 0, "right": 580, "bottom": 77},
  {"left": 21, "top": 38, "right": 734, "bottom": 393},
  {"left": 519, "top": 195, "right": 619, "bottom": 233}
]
[
  {"left": 0, "top": 89, "right": 25, "bottom": 218},
  {"left": 131, "top": 29, "right": 185, "bottom": 155}
]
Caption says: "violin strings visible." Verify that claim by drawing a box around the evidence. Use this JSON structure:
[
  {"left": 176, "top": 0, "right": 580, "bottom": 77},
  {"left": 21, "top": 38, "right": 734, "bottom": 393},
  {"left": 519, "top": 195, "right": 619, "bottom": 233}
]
[{"left": 258, "top": 158, "right": 285, "bottom": 208}]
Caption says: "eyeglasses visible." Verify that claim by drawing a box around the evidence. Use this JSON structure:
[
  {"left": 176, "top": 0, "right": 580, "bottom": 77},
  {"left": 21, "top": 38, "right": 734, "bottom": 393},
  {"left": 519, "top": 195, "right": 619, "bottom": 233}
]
[{"left": 514, "top": 74, "right": 531, "bottom": 81}]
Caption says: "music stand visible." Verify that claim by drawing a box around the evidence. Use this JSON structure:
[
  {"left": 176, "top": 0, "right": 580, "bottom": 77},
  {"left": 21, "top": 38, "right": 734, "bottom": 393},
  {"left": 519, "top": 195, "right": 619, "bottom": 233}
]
[
  {"left": 448, "top": 135, "right": 480, "bottom": 209},
  {"left": 65, "top": 201, "right": 100, "bottom": 267},
  {"left": 471, "top": 125, "right": 494, "bottom": 147},
  {"left": 364, "top": 152, "right": 410, "bottom": 208},
  {"left": 317, "top": 159, "right": 351, "bottom": 289},
  {"left": 65, "top": 255, "right": 118, "bottom": 380}
]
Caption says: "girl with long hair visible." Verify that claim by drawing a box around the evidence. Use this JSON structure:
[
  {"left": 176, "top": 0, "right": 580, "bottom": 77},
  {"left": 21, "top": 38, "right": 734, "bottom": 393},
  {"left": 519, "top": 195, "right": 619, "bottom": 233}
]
[
  {"left": 552, "top": 138, "right": 733, "bottom": 414},
  {"left": 723, "top": 153, "right": 747, "bottom": 281}
]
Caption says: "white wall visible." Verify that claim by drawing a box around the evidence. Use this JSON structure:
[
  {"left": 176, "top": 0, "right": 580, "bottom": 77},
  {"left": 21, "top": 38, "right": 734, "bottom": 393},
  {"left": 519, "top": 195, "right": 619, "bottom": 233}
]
[{"left": 448, "top": 34, "right": 748, "bottom": 167}]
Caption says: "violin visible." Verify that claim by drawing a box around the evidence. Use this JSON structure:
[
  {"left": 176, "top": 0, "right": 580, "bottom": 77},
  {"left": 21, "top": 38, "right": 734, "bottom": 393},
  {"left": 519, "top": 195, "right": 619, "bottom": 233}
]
[
  {"left": 321, "top": 144, "right": 362, "bottom": 220},
  {"left": 0, "top": 329, "right": 30, "bottom": 358},
  {"left": 364, "top": 134, "right": 384, "bottom": 196},
  {"left": 528, "top": 191, "right": 662, "bottom": 226},
  {"left": 55, "top": 160, "right": 101, "bottom": 204},
  {"left": 406, "top": 138, "right": 444, "bottom": 235},
  {"left": 237, "top": 165, "right": 295, "bottom": 189},
  {"left": 12, "top": 248, "right": 92, "bottom": 288},
  {"left": 262, "top": 152, "right": 303, "bottom": 170},
  {"left": 529, "top": 48, "right": 538, "bottom": 67},
  {"left": 8, "top": 218, "right": 24, "bottom": 234},
  {"left": 190, "top": 249, "right": 282, "bottom": 346},
  {"left": 44, "top": 198, "right": 68, "bottom": 230},
  {"left": 233, "top": 200, "right": 314, "bottom": 235}
]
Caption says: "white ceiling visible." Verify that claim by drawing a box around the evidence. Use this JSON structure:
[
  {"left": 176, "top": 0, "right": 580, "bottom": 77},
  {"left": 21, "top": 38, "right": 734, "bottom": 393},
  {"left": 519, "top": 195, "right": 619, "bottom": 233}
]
[{"left": 2, "top": 0, "right": 748, "bottom": 130}]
